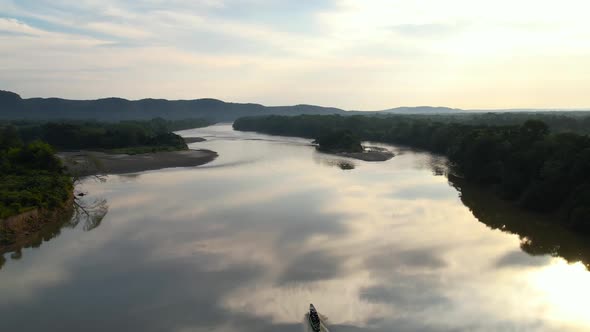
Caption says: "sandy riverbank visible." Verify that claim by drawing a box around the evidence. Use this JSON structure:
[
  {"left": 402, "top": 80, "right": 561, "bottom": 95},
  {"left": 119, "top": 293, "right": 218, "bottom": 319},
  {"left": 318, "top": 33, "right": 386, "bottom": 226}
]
[
  {"left": 0, "top": 193, "right": 75, "bottom": 255},
  {"left": 59, "top": 149, "right": 218, "bottom": 176},
  {"left": 326, "top": 146, "right": 395, "bottom": 162}
]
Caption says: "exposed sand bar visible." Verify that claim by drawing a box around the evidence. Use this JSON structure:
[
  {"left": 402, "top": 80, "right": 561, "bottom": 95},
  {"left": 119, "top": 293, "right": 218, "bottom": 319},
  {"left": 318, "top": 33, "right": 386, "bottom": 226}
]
[
  {"left": 321, "top": 146, "right": 395, "bottom": 162},
  {"left": 58, "top": 149, "right": 218, "bottom": 176}
]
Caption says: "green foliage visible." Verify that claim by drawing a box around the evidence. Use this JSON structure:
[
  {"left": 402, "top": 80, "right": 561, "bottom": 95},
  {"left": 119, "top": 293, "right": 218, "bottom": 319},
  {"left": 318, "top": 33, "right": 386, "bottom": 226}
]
[
  {"left": 0, "top": 125, "right": 22, "bottom": 148},
  {"left": 0, "top": 126, "right": 73, "bottom": 220},
  {"left": 234, "top": 114, "right": 590, "bottom": 233},
  {"left": 0, "top": 172, "right": 72, "bottom": 219},
  {"left": 368, "top": 112, "right": 590, "bottom": 135},
  {"left": 0, "top": 118, "right": 207, "bottom": 152},
  {"left": 6, "top": 141, "right": 63, "bottom": 172},
  {"left": 0, "top": 117, "right": 211, "bottom": 219},
  {"left": 314, "top": 130, "right": 363, "bottom": 152}
]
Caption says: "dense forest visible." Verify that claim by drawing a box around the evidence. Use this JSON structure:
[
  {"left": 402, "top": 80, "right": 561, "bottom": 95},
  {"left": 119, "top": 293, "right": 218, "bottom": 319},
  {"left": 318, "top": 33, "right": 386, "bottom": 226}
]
[
  {"left": 0, "top": 126, "right": 72, "bottom": 227},
  {"left": 0, "top": 118, "right": 209, "bottom": 154},
  {"left": 314, "top": 130, "right": 363, "bottom": 153},
  {"left": 234, "top": 114, "right": 590, "bottom": 233},
  {"left": 369, "top": 112, "right": 590, "bottom": 135}
]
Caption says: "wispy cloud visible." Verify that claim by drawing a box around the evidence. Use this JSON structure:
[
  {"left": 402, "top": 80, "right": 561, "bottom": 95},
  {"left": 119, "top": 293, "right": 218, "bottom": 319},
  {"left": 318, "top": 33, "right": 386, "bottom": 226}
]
[
  {"left": 389, "top": 22, "right": 469, "bottom": 38},
  {"left": 0, "top": 0, "right": 589, "bottom": 109},
  {"left": 85, "top": 21, "right": 151, "bottom": 39}
]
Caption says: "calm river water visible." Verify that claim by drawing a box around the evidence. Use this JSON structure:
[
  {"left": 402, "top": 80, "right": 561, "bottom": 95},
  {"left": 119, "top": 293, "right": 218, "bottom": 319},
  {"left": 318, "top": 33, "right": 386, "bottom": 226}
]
[{"left": 1, "top": 124, "right": 590, "bottom": 332}]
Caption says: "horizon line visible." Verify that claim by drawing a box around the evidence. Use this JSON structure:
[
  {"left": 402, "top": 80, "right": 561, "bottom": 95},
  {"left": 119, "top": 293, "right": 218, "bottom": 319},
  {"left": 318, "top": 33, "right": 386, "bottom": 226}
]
[{"left": 2, "top": 90, "right": 589, "bottom": 113}]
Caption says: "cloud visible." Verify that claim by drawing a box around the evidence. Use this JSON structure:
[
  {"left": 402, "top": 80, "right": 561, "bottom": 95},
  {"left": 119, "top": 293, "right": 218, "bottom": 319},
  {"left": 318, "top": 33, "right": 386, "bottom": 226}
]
[
  {"left": 0, "top": 17, "right": 110, "bottom": 48},
  {"left": 0, "top": 17, "right": 44, "bottom": 36},
  {"left": 277, "top": 250, "right": 344, "bottom": 285},
  {"left": 0, "top": 0, "right": 589, "bottom": 108},
  {"left": 85, "top": 21, "right": 151, "bottom": 39},
  {"left": 496, "top": 250, "right": 552, "bottom": 268},
  {"left": 390, "top": 22, "right": 469, "bottom": 38}
]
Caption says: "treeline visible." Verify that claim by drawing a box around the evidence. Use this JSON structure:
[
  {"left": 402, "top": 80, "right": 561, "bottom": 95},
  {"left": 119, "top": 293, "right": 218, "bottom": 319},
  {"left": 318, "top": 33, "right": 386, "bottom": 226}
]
[
  {"left": 234, "top": 115, "right": 590, "bottom": 233},
  {"left": 1, "top": 118, "right": 210, "bottom": 153},
  {"left": 314, "top": 130, "right": 363, "bottom": 152},
  {"left": 375, "top": 112, "right": 590, "bottom": 135},
  {"left": 1, "top": 118, "right": 209, "bottom": 220},
  {"left": 0, "top": 126, "right": 72, "bottom": 224}
]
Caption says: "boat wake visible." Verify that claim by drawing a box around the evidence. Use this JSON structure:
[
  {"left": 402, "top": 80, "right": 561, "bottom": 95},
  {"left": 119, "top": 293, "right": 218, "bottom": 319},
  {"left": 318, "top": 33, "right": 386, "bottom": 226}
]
[{"left": 302, "top": 313, "right": 330, "bottom": 332}]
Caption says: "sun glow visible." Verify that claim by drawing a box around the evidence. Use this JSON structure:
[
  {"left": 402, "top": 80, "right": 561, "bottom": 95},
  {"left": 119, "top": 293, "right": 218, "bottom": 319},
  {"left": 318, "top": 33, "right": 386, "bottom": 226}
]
[{"left": 530, "top": 260, "right": 590, "bottom": 326}]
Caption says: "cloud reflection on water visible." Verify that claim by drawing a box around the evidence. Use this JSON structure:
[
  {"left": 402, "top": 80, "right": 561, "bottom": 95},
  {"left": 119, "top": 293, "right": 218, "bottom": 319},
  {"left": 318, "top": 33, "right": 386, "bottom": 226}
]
[{"left": 1, "top": 125, "right": 590, "bottom": 332}]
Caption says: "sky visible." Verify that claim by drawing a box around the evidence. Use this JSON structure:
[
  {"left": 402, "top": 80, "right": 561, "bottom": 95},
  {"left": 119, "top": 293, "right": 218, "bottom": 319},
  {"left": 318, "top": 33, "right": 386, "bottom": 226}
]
[{"left": 0, "top": 0, "right": 589, "bottom": 110}]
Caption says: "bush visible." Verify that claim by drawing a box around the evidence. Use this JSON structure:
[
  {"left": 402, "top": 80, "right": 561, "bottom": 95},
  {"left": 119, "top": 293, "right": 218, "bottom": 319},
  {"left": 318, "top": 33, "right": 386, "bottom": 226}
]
[{"left": 1, "top": 126, "right": 73, "bottom": 220}]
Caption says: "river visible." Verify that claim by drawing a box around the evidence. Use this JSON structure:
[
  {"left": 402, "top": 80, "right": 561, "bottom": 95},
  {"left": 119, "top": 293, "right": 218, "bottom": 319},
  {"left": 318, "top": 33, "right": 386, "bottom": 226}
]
[{"left": 1, "top": 124, "right": 590, "bottom": 331}]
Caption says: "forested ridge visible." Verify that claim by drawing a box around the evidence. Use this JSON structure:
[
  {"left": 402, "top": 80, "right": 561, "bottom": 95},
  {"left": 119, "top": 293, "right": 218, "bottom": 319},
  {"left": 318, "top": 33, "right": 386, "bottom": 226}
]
[
  {"left": 6, "top": 90, "right": 590, "bottom": 126},
  {"left": 1, "top": 118, "right": 209, "bottom": 154},
  {"left": 234, "top": 114, "right": 590, "bottom": 233},
  {"left": 0, "top": 90, "right": 345, "bottom": 122}
]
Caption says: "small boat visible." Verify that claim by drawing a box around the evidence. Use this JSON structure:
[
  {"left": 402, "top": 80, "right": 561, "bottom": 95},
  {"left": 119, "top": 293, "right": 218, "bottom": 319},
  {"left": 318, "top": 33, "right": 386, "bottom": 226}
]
[{"left": 309, "top": 303, "right": 321, "bottom": 332}]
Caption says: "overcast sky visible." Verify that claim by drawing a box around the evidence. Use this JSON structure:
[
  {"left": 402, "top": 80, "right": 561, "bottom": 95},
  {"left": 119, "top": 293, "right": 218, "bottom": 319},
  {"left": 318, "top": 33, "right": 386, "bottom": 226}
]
[{"left": 1, "top": 0, "right": 589, "bottom": 110}]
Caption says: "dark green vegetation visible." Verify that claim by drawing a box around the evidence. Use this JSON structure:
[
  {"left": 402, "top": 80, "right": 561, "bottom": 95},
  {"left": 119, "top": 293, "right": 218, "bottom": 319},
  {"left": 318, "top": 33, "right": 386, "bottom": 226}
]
[
  {"left": 0, "top": 126, "right": 72, "bottom": 225},
  {"left": 1, "top": 118, "right": 208, "bottom": 154},
  {"left": 314, "top": 130, "right": 363, "bottom": 153},
  {"left": 1, "top": 117, "right": 206, "bottom": 224},
  {"left": 0, "top": 90, "right": 344, "bottom": 122},
  {"left": 234, "top": 114, "right": 590, "bottom": 233},
  {"left": 377, "top": 112, "right": 590, "bottom": 135},
  {"left": 449, "top": 175, "right": 590, "bottom": 270}
]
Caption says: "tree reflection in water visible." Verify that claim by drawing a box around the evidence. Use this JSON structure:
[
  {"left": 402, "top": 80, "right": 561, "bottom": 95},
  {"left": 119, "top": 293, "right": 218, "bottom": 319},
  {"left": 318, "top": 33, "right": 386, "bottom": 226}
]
[
  {"left": 0, "top": 196, "right": 108, "bottom": 270},
  {"left": 71, "top": 198, "right": 109, "bottom": 231},
  {"left": 420, "top": 152, "right": 590, "bottom": 270},
  {"left": 449, "top": 174, "right": 590, "bottom": 270}
]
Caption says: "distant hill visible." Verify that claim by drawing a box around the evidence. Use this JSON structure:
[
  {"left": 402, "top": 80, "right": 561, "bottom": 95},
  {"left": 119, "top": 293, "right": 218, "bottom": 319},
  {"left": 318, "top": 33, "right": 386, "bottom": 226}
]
[
  {"left": 0, "top": 90, "right": 346, "bottom": 122},
  {"left": 468, "top": 108, "right": 590, "bottom": 113},
  {"left": 2, "top": 90, "right": 587, "bottom": 122},
  {"left": 380, "top": 106, "right": 463, "bottom": 114}
]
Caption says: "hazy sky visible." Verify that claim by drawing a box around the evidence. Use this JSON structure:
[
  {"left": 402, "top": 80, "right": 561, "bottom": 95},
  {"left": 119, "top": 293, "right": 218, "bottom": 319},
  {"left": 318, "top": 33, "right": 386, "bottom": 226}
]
[{"left": 1, "top": 0, "right": 589, "bottom": 110}]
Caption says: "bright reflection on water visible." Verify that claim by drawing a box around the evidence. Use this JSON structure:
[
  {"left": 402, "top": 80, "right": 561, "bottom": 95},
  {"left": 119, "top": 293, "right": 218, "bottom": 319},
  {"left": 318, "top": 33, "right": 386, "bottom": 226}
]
[{"left": 1, "top": 124, "right": 590, "bottom": 332}]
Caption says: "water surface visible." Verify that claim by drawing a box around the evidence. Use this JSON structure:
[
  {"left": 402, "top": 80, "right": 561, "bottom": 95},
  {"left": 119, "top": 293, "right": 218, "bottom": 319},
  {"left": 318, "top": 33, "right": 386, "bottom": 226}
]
[{"left": 2, "top": 124, "right": 590, "bottom": 332}]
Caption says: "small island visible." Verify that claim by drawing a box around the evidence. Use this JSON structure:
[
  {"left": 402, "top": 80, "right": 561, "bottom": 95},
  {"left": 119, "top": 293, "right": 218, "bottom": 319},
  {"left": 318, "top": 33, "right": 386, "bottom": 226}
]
[{"left": 314, "top": 130, "right": 394, "bottom": 162}]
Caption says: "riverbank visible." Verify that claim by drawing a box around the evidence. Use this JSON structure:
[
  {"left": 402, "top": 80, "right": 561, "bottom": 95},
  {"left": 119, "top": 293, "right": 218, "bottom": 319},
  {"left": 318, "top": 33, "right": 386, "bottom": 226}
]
[
  {"left": 59, "top": 149, "right": 218, "bottom": 176},
  {"left": 233, "top": 115, "right": 590, "bottom": 234},
  {"left": 449, "top": 174, "right": 590, "bottom": 269},
  {"left": 0, "top": 193, "right": 74, "bottom": 252}
]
